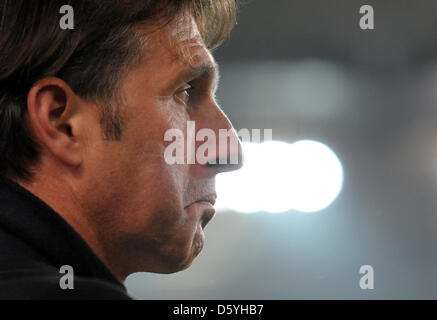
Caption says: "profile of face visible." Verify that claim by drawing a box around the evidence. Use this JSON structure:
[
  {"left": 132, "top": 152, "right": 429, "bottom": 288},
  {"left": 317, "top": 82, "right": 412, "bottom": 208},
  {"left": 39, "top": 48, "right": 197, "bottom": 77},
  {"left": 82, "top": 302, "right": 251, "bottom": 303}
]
[{"left": 56, "top": 15, "right": 243, "bottom": 278}]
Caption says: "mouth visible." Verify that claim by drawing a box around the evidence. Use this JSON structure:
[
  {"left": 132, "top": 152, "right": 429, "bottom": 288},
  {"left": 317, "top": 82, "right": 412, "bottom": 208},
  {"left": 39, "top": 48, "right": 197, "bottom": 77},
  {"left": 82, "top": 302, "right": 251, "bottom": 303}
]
[
  {"left": 200, "top": 209, "right": 215, "bottom": 230},
  {"left": 185, "top": 193, "right": 217, "bottom": 229}
]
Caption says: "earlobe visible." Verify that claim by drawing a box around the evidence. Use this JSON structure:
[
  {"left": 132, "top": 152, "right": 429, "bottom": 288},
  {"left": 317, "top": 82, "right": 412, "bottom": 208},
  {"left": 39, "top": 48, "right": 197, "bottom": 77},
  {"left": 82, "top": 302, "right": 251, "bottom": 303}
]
[{"left": 26, "top": 78, "right": 82, "bottom": 167}]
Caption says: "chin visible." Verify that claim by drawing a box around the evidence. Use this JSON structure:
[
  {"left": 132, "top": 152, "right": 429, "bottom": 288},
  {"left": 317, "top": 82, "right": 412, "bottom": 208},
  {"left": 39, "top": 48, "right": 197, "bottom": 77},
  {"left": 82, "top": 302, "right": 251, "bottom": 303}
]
[
  {"left": 162, "top": 261, "right": 194, "bottom": 274},
  {"left": 156, "top": 239, "right": 204, "bottom": 274},
  {"left": 150, "top": 255, "right": 195, "bottom": 274}
]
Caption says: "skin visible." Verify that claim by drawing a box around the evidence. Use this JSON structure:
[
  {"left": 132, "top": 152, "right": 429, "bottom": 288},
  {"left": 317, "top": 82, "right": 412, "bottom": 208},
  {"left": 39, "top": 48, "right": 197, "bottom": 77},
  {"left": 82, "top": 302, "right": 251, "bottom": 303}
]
[{"left": 17, "top": 14, "right": 242, "bottom": 281}]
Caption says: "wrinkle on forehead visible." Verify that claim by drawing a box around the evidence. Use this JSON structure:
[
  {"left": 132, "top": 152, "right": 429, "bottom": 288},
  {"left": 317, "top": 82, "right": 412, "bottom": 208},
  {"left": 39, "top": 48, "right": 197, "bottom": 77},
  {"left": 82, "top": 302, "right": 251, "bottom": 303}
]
[
  {"left": 166, "top": 13, "right": 209, "bottom": 67},
  {"left": 134, "top": 12, "right": 213, "bottom": 73},
  {"left": 170, "top": 12, "right": 200, "bottom": 42}
]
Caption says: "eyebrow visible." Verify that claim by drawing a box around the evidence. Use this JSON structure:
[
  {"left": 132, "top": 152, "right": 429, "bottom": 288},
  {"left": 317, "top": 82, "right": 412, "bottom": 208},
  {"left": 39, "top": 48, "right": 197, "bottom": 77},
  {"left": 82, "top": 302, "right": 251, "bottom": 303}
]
[{"left": 171, "top": 62, "right": 220, "bottom": 91}]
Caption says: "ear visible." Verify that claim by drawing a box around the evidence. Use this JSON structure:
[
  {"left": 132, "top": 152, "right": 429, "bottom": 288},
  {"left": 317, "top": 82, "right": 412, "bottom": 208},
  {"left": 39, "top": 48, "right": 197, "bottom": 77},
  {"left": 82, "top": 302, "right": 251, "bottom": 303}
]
[{"left": 26, "top": 77, "right": 83, "bottom": 167}]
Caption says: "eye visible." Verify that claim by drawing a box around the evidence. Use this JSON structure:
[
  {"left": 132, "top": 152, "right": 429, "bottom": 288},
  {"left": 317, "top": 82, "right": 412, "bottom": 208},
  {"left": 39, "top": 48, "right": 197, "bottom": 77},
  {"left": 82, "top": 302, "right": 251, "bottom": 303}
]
[{"left": 175, "top": 85, "right": 192, "bottom": 105}]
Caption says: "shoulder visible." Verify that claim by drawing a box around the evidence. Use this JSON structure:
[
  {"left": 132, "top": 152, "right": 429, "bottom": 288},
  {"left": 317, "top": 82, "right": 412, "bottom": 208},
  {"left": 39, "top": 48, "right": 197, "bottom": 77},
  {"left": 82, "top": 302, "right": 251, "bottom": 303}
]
[
  {"left": 0, "top": 269, "right": 132, "bottom": 300},
  {"left": 0, "top": 253, "right": 131, "bottom": 300}
]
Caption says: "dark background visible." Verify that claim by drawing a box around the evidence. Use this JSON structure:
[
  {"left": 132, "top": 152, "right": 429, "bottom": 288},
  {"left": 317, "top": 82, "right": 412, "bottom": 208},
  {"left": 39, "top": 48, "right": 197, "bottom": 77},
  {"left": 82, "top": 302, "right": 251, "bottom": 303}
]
[{"left": 126, "top": 0, "right": 437, "bottom": 299}]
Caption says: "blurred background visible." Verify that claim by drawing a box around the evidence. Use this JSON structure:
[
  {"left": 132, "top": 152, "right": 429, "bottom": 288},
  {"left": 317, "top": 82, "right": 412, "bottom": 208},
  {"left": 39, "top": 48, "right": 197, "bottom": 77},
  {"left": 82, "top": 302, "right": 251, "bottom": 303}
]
[{"left": 126, "top": 0, "right": 437, "bottom": 299}]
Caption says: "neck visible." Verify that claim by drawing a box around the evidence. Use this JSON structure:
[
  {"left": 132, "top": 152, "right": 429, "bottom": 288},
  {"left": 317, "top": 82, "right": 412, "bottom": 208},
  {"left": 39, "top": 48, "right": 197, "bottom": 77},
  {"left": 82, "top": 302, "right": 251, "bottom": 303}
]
[{"left": 13, "top": 166, "right": 125, "bottom": 282}]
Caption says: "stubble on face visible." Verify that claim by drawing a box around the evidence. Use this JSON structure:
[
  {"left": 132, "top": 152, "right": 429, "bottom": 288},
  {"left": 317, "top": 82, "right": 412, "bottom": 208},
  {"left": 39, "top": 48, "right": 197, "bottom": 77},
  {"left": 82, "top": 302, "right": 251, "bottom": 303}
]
[{"left": 84, "top": 14, "right": 221, "bottom": 277}]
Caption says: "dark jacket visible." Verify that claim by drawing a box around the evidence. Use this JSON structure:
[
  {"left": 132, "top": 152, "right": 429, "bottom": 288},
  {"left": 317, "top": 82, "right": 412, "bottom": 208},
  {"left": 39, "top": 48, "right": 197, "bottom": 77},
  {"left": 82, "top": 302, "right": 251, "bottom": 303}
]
[{"left": 0, "top": 175, "right": 132, "bottom": 300}]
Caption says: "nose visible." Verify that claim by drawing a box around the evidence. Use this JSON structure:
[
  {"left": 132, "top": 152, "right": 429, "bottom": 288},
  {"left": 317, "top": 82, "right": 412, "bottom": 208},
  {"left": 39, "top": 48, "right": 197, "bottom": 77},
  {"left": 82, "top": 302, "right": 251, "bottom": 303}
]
[{"left": 204, "top": 107, "right": 244, "bottom": 174}]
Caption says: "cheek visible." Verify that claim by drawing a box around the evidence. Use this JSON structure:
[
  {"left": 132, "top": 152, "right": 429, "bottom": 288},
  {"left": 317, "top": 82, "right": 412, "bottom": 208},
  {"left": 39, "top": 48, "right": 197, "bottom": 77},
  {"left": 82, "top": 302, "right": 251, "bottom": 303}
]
[
  {"left": 117, "top": 163, "right": 186, "bottom": 230},
  {"left": 97, "top": 98, "right": 202, "bottom": 266}
]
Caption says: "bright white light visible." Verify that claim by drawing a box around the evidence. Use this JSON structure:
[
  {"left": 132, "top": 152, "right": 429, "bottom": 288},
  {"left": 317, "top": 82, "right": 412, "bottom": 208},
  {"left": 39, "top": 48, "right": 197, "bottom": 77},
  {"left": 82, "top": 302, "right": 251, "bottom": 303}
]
[{"left": 215, "top": 140, "right": 344, "bottom": 213}]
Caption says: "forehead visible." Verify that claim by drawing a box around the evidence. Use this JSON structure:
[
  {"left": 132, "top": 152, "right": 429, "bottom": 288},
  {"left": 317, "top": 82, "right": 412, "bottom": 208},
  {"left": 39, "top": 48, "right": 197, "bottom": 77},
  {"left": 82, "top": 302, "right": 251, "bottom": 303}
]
[{"left": 137, "top": 14, "right": 217, "bottom": 79}]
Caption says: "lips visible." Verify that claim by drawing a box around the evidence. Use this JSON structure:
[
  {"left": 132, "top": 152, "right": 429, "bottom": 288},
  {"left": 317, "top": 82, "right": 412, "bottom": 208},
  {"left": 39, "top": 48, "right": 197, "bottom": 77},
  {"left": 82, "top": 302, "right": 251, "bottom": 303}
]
[
  {"left": 200, "top": 209, "right": 215, "bottom": 229},
  {"left": 185, "top": 193, "right": 217, "bottom": 229}
]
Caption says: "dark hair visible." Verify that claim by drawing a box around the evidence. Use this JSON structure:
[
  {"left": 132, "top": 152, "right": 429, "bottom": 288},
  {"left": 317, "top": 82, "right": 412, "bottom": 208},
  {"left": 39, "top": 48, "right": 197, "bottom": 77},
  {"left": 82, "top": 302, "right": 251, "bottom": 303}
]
[{"left": 0, "top": 0, "right": 237, "bottom": 181}]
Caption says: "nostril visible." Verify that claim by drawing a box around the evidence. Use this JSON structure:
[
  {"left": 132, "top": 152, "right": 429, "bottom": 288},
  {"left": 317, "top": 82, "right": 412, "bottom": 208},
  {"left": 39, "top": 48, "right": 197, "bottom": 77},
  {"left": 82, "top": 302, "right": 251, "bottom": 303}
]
[
  {"left": 207, "top": 155, "right": 244, "bottom": 173},
  {"left": 208, "top": 162, "right": 243, "bottom": 172}
]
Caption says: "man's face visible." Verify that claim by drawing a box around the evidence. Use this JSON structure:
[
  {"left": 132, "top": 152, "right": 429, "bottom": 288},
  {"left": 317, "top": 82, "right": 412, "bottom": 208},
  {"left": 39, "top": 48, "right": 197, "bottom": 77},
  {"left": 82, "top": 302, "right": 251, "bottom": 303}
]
[{"left": 77, "top": 15, "right": 242, "bottom": 277}]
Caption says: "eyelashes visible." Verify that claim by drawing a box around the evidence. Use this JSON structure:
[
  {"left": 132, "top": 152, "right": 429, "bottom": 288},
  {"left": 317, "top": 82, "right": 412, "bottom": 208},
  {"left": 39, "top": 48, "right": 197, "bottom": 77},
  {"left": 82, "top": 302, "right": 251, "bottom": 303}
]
[
  {"left": 175, "top": 86, "right": 192, "bottom": 105},
  {"left": 174, "top": 79, "right": 214, "bottom": 108},
  {"left": 175, "top": 82, "right": 202, "bottom": 107}
]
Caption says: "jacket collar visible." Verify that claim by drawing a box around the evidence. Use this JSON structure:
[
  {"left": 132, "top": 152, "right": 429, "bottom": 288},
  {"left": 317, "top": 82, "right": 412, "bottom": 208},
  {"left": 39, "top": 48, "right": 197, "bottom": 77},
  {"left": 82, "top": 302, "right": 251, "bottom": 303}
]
[{"left": 0, "top": 175, "right": 126, "bottom": 292}]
